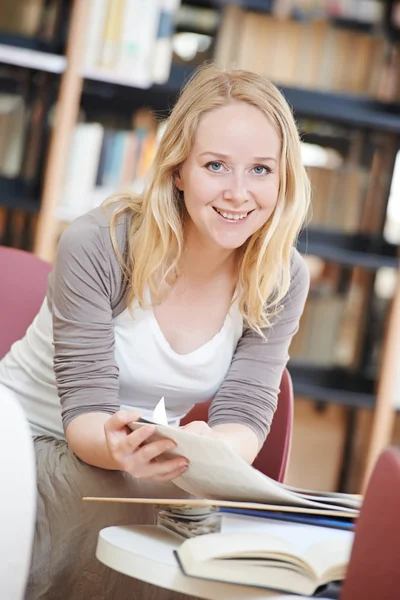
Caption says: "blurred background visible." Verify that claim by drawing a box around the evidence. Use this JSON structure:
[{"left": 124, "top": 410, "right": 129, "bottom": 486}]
[{"left": 1, "top": 0, "right": 400, "bottom": 493}]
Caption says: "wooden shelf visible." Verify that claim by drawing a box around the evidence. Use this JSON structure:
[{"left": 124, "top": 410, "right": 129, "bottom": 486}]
[
  {"left": 0, "top": 31, "right": 63, "bottom": 53},
  {"left": 288, "top": 362, "right": 376, "bottom": 409},
  {"left": 300, "top": 132, "right": 351, "bottom": 156},
  {"left": 83, "top": 67, "right": 153, "bottom": 90},
  {"left": 328, "top": 16, "right": 378, "bottom": 33},
  {"left": 281, "top": 86, "right": 400, "bottom": 133},
  {"left": 0, "top": 43, "right": 66, "bottom": 74},
  {"left": 298, "top": 229, "right": 399, "bottom": 270},
  {"left": 183, "top": 0, "right": 273, "bottom": 11}
]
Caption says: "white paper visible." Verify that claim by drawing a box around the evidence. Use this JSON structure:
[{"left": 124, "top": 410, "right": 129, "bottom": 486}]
[{"left": 151, "top": 396, "right": 168, "bottom": 426}]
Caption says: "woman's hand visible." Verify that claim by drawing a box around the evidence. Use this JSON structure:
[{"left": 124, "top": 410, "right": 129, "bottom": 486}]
[{"left": 104, "top": 410, "right": 189, "bottom": 482}]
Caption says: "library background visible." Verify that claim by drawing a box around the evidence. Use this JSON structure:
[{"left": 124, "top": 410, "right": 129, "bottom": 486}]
[{"left": 1, "top": 0, "right": 400, "bottom": 493}]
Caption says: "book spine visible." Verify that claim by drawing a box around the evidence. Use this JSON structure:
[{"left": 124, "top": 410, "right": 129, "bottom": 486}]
[{"left": 151, "top": 0, "right": 180, "bottom": 85}]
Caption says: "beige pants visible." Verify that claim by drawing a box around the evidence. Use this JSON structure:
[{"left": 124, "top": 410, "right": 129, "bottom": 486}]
[{"left": 27, "top": 436, "right": 193, "bottom": 600}]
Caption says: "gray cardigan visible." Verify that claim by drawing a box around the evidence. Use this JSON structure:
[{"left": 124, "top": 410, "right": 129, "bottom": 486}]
[{"left": 48, "top": 207, "right": 310, "bottom": 445}]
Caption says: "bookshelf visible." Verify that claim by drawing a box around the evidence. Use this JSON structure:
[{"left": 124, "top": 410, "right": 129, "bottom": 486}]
[
  {"left": 0, "top": 43, "right": 66, "bottom": 73},
  {"left": 287, "top": 364, "right": 376, "bottom": 409},
  {"left": 297, "top": 230, "right": 399, "bottom": 270},
  {"left": 0, "top": 0, "right": 399, "bottom": 492}
]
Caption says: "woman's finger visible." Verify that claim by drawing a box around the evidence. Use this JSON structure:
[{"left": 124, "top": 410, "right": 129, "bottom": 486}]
[
  {"left": 137, "top": 455, "right": 189, "bottom": 480},
  {"left": 135, "top": 437, "right": 178, "bottom": 463},
  {"left": 111, "top": 425, "right": 157, "bottom": 457},
  {"left": 151, "top": 463, "right": 190, "bottom": 482},
  {"left": 104, "top": 410, "right": 142, "bottom": 434}
]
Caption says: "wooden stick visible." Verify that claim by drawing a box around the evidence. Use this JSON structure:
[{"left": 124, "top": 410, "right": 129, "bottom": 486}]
[{"left": 33, "top": 0, "right": 89, "bottom": 261}]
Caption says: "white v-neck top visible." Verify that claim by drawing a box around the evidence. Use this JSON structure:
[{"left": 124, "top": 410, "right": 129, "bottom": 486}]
[
  {"left": 0, "top": 288, "right": 243, "bottom": 437},
  {"left": 116, "top": 291, "right": 244, "bottom": 426}
]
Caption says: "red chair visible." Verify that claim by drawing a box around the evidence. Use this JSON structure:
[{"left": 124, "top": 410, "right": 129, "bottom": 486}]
[
  {"left": 340, "top": 446, "right": 400, "bottom": 600},
  {"left": 0, "top": 246, "right": 52, "bottom": 359},
  {"left": 181, "top": 367, "right": 294, "bottom": 482}
]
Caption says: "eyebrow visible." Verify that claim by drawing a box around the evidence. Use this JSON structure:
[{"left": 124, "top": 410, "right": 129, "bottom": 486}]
[{"left": 198, "top": 151, "right": 277, "bottom": 163}]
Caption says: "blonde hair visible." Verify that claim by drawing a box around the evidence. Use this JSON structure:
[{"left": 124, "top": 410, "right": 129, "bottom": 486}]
[{"left": 105, "top": 62, "right": 310, "bottom": 333}]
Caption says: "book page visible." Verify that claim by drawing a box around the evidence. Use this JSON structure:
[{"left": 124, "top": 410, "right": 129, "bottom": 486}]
[
  {"left": 303, "top": 538, "right": 352, "bottom": 582},
  {"left": 221, "top": 515, "right": 354, "bottom": 582},
  {"left": 283, "top": 484, "right": 362, "bottom": 507},
  {"left": 128, "top": 422, "right": 359, "bottom": 514},
  {"left": 221, "top": 513, "right": 354, "bottom": 555}
]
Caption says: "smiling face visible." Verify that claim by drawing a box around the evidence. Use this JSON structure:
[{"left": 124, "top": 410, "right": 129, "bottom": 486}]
[{"left": 174, "top": 101, "right": 281, "bottom": 252}]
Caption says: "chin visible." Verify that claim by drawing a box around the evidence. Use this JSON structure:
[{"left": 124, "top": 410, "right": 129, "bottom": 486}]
[{"left": 212, "top": 237, "right": 249, "bottom": 251}]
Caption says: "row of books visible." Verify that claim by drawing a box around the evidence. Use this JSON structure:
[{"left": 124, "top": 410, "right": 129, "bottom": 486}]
[
  {"left": 291, "top": 264, "right": 368, "bottom": 368},
  {"left": 57, "top": 113, "right": 165, "bottom": 222},
  {"left": 83, "top": 0, "right": 181, "bottom": 87},
  {"left": 307, "top": 165, "right": 367, "bottom": 233},
  {"left": 215, "top": 7, "right": 389, "bottom": 98},
  {"left": 291, "top": 289, "right": 352, "bottom": 367},
  {"left": 0, "top": 0, "right": 62, "bottom": 41}
]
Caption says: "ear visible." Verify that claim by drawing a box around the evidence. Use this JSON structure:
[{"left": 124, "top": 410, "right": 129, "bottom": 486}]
[{"left": 174, "top": 169, "right": 184, "bottom": 191}]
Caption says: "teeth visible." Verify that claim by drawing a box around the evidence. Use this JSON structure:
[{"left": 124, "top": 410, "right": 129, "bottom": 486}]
[{"left": 216, "top": 208, "right": 249, "bottom": 220}]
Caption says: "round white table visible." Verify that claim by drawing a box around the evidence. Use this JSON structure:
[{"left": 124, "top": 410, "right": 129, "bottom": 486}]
[{"left": 96, "top": 524, "right": 308, "bottom": 600}]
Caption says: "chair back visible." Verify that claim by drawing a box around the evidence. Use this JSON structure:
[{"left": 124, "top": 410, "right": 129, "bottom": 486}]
[
  {"left": 181, "top": 368, "right": 294, "bottom": 482},
  {"left": 341, "top": 447, "right": 400, "bottom": 600},
  {"left": 0, "top": 246, "right": 52, "bottom": 359}
]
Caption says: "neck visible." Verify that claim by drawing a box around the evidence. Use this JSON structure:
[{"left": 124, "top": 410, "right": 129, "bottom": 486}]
[{"left": 180, "top": 224, "right": 237, "bottom": 283}]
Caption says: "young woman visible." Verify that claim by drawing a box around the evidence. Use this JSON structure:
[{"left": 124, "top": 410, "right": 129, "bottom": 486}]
[{"left": 0, "top": 63, "right": 310, "bottom": 599}]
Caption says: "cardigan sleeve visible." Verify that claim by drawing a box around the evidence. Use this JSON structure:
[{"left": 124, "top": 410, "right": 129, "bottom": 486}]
[
  {"left": 208, "top": 249, "right": 310, "bottom": 446},
  {"left": 48, "top": 212, "right": 123, "bottom": 432}
]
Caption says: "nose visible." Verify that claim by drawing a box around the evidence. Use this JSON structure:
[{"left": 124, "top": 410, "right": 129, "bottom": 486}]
[{"left": 223, "top": 171, "right": 249, "bottom": 205}]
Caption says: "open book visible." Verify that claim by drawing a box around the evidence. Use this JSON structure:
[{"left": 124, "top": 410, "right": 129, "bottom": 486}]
[
  {"left": 125, "top": 416, "right": 360, "bottom": 516},
  {"left": 174, "top": 520, "right": 354, "bottom": 596}
]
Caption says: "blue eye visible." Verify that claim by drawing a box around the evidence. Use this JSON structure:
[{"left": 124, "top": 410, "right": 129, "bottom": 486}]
[
  {"left": 206, "top": 161, "right": 225, "bottom": 172},
  {"left": 252, "top": 165, "right": 271, "bottom": 175}
]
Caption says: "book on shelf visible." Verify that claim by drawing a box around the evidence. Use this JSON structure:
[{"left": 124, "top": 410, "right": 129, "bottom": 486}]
[
  {"left": 152, "top": 0, "right": 182, "bottom": 85},
  {"left": 174, "top": 516, "right": 354, "bottom": 596},
  {"left": 83, "top": 0, "right": 180, "bottom": 87},
  {"left": 0, "top": 93, "right": 26, "bottom": 179},
  {"left": 290, "top": 292, "right": 346, "bottom": 366}
]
